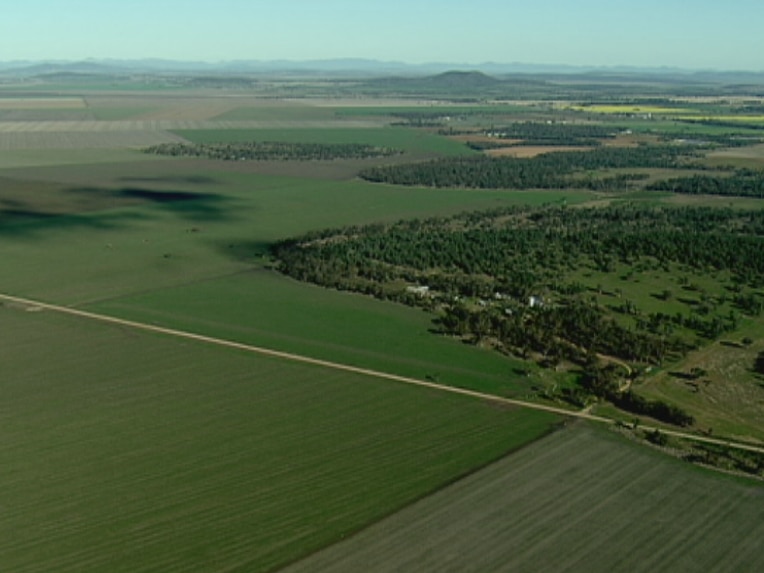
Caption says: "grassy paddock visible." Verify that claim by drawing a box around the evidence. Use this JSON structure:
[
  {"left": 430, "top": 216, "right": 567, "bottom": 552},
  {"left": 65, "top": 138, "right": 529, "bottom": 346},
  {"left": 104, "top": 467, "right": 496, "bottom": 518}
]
[
  {"left": 0, "top": 305, "right": 557, "bottom": 573},
  {"left": 0, "top": 159, "right": 589, "bottom": 303},
  {"left": 282, "top": 424, "right": 764, "bottom": 573},
  {"left": 211, "top": 104, "right": 338, "bottom": 122},
  {"left": 174, "top": 127, "right": 474, "bottom": 156},
  {"left": 88, "top": 271, "right": 535, "bottom": 397}
]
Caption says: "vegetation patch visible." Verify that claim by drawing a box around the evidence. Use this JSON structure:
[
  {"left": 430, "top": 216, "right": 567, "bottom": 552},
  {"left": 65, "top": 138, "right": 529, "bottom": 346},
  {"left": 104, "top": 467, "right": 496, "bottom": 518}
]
[
  {"left": 144, "top": 141, "right": 400, "bottom": 161},
  {"left": 272, "top": 203, "right": 764, "bottom": 428},
  {"left": 360, "top": 145, "right": 698, "bottom": 191}
]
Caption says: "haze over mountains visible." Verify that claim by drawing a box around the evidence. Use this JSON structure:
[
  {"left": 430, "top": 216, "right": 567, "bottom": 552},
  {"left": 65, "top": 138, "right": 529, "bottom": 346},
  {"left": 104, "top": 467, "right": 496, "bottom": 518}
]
[{"left": 1, "top": 58, "right": 764, "bottom": 83}]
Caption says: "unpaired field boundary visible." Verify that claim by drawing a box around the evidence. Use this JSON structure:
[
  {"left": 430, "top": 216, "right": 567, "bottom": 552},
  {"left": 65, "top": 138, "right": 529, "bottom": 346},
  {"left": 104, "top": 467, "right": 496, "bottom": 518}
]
[{"left": 2, "top": 291, "right": 763, "bottom": 455}]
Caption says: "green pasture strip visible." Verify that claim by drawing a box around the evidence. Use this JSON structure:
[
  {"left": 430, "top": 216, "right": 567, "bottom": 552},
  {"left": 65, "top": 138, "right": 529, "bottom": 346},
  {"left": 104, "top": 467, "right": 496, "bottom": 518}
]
[
  {"left": 174, "top": 127, "right": 474, "bottom": 156},
  {"left": 283, "top": 425, "right": 764, "bottom": 573},
  {"left": 211, "top": 105, "right": 337, "bottom": 122},
  {"left": 87, "top": 270, "right": 533, "bottom": 397},
  {"left": 0, "top": 149, "right": 161, "bottom": 169},
  {"left": 334, "top": 104, "right": 532, "bottom": 117},
  {"left": 0, "top": 159, "right": 590, "bottom": 304},
  {"left": 0, "top": 305, "right": 557, "bottom": 573}
]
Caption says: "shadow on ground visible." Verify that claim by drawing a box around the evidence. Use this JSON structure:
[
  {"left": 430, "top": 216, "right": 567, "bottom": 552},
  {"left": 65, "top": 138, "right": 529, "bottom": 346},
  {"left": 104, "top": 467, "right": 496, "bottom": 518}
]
[{"left": 0, "top": 185, "right": 235, "bottom": 237}]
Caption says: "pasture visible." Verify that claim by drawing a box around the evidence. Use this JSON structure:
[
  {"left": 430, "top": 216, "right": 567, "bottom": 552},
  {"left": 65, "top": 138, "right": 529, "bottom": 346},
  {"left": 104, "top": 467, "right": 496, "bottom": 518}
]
[{"left": 282, "top": 425, "right": 764, "bottom": 573}]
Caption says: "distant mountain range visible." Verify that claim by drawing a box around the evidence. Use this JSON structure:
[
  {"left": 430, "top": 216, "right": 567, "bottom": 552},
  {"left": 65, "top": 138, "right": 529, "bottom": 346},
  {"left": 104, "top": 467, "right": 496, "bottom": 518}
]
[{"left": 1, "top": 58, "right": 763, "bottom": 83}]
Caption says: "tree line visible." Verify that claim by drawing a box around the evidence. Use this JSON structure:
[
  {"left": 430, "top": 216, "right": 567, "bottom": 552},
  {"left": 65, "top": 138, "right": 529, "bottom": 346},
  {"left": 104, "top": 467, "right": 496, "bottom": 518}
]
[
  {"left": 647, "top": 170, "right": 764, "bottom": 198},
  {"left": 484, "top": 121, "right": 618, "bottom": 146},
  {"left": 144, "top": 141, "right": 399, "bottom": 161},
  {"left": 360, "top": 145, "right": 697, "bottom": 189}
]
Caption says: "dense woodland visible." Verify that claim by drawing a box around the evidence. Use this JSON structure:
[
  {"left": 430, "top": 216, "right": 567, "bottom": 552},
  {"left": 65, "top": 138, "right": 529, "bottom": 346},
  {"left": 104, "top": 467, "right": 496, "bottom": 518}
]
[
  {"left": 484, "top": 122, "right": 619, "bottom": 146},
  {"left": 273, "top": 204, "right": 764, "bottom": 424},
  {"left": 360, "top": 145, "right": 698, "bottom": 190},
  {"left": 144, "top": 141, "right": 399, "bottom": 161},
  {"left": 648, "top": 171, "right": 764, "bottom": 198}
]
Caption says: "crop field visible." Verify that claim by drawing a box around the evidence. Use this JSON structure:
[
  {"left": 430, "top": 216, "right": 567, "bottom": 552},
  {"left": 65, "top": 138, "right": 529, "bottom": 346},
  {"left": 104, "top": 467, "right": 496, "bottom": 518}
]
[
  {"left": 0, "top": 129, "right": 185, "bottom": 150},
  {"left": 282, "top": 425, "right": 764, "bottom": 573},
  {"left": 0, "top": 96, "right": 86, "bottom": 109},
  {"left": 1, "top": 81, "right": 763, "bottom": 573},
  {"left": 0, "top": 306, "right": 557, "bottom": 573},
  {"left": 88, "top": 271, "right": 537, "bottom": 397},
  {"left": 212, "top": 104, "right": 338, "bottom": 122}
]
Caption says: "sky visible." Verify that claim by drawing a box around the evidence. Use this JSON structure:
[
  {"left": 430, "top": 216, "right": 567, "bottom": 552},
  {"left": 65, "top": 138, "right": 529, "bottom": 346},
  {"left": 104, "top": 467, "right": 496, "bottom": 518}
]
[{"left": 1, "top": 0, "right": 762, "bottom": 71}]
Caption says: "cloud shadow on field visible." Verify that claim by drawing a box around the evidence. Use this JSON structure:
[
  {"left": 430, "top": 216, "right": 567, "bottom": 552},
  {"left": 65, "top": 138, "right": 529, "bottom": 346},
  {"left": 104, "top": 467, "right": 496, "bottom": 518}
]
[
  {"left": 66, "top": 186, "right": 233, "bottom": 222},
  {"left": 0, "top": 207, "right": 147, "bottom": 238},
  {"left": 0, "top": 185, "right": 235, "bottom": 238}
]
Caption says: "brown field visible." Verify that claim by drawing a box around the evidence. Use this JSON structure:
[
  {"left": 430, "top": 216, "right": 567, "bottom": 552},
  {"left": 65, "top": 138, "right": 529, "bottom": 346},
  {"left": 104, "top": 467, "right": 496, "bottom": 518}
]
[
  {"left": 0, "top": 119, "right": 379, "bottom": 132},
  {"left": 0, "top": 130, "right": 185, "bottom": 150},
  {"left": 0, "top": 119, "right": 380, "bottom": 151},
  {"left": 135, "top": 100, "right": 244, "bottom": 121},
  {"left": 487, "top": 145, "right": 590, "bottom": 158},
  {"left": 448, "top": 134, "right": 521, "bottom": 145},
  {"left": 603, "top": 133, "right": 656, "bottom": 147},
  {"left": 705, "top": 144, "right": 764, "bottom": 169},
  {"left": 708, "top": 143, "right": 764, "bottom": 160},
  {"left": 0, "top": 97, "right": 86, "bottom": 109}
]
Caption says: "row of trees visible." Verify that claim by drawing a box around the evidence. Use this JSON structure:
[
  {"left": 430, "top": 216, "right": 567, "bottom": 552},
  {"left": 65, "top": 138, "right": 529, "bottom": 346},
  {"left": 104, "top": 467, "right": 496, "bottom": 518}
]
[
  {"left": 360, "top": 145, "right": 697, "bottom": 189},
  {"left": 144, "top": 141, "right": 399, "bottom": 161},
  {"left": 486, "top": 121, "right": 618, "bottom": 146},
  {"left": 647, "top": 171, "right": 764, "bottom": 198}
]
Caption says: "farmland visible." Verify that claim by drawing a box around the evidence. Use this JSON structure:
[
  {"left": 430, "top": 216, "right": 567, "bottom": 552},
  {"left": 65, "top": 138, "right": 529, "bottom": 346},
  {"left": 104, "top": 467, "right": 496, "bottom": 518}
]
[
  {"left": 0, "top": 70, "right": 763, "bottom": 572},
  {"left": 0, "top": 305, "right": 556, "bottom": 573},
  {"left": 282, "top": 425, "right": 764, "bottom": 573}
]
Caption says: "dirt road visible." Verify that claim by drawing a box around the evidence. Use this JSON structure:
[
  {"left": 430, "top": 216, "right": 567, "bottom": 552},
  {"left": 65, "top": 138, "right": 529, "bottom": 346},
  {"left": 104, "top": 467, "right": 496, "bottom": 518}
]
[{"left": 2, "top": 291, "right": 763, "bottom": 455}]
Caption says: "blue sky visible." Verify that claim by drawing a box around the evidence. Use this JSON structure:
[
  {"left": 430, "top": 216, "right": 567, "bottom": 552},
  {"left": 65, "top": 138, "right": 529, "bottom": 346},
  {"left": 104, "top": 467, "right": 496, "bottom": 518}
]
[{"left": 2, "top": 0, "right": 762, "bottom": 70}]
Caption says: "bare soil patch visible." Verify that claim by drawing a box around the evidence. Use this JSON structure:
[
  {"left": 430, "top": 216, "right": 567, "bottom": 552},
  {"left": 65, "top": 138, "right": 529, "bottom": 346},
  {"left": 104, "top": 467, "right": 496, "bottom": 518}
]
[
  {"left": 487, "top": 145, "right": 591, "bottom": 158},
  {"left": 0, "top": 97, "right": 86, "bottom": 109}
]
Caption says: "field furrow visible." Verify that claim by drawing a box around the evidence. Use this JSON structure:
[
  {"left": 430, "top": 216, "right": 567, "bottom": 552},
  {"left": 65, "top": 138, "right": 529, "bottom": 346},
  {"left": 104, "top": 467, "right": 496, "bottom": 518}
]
[{"left": 281, "top": 426, "right": 764, "bottom": 573}]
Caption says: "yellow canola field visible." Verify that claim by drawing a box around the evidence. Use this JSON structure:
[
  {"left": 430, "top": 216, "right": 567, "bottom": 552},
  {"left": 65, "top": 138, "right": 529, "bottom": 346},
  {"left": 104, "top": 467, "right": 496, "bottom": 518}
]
[{"left": 568, "top": 104, "right": 697, "bottom": 114}]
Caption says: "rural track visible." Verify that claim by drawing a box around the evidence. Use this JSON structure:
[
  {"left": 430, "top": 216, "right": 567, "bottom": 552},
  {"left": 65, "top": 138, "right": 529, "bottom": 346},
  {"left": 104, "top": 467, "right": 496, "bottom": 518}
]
[{"left": 2, "top": 291, "right": 764, "bottom": 456}]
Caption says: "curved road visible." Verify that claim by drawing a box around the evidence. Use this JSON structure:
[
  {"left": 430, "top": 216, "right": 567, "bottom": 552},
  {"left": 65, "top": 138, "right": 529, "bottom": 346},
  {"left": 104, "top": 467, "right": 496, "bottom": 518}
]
[{"left": 2, "top": 292, "right": 763, "bottom": 455}]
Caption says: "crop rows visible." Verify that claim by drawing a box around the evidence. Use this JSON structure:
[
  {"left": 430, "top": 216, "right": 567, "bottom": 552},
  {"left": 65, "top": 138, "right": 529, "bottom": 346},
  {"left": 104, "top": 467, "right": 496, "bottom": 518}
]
[
  {"left": 284, "top": 426, "right": 764, "bottom": 573},
  {"left": 0, "top": 307, "right": 555, "bottom": 573}
]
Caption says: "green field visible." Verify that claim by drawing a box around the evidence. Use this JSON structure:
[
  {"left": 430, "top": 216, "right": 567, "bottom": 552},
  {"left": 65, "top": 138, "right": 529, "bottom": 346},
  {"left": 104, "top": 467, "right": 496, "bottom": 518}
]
[
  {"left": 0, "top": 305, "right": 557, "bottom": 573},
  {"left": 1, "top": 82, "right": 763, "bottom": 573},
  {"left": 282, "top": 425, "right": 764, "bottom": 573},
  {"left": 174, "top": 127, "right": 475, "bottom": 156},
  {"left": 88, "top": 271, "right": 535, "bottom": 397}
]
